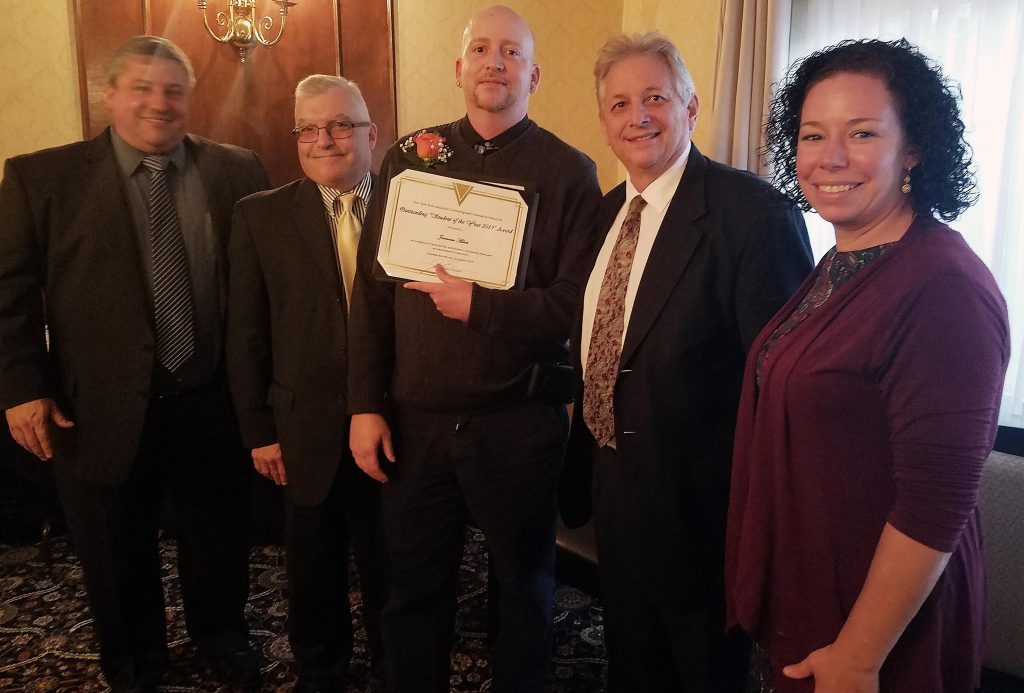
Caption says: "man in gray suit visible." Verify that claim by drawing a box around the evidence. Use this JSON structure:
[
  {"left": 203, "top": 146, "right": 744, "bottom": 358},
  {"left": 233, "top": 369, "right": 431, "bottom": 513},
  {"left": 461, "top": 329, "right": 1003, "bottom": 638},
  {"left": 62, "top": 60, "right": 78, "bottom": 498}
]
[{"left": 0, "top": 36, "right": 268, "bottom": 692}]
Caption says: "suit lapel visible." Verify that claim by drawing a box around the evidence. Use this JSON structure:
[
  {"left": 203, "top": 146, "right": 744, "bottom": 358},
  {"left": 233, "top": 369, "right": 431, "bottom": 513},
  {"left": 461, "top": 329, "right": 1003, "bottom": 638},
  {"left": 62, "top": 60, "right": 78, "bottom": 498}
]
[
  {"left": 80, "top": 130, "right": 149, "bottom": 300},
  {"left": 574, "top": 185, "right": 625, "bottom": 378},
  {"left": 189, "top": 134, "right": 241, "bottom": 319},
  {"left": 187, "top": 135, "right": 230, "bottom": 247},
  {"left": 293, "top": 179, "right": 346, "bottom": 307},
  {"left": 620, "top": 146, "right": 709, "bottom": 366}
]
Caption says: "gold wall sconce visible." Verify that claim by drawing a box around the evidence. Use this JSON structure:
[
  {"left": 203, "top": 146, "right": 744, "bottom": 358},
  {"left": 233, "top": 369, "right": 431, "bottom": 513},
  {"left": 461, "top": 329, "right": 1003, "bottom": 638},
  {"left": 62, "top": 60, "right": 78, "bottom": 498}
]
[{"left": 197, "top": 0, "right": 298, "bottom": 62}]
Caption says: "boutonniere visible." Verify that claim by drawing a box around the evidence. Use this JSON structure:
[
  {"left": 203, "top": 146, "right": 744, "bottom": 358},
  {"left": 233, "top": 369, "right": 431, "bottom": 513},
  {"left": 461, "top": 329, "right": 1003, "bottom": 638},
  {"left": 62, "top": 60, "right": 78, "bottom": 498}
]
[{"left": 400, "top": 130, "right": 452, "bottom": 168}]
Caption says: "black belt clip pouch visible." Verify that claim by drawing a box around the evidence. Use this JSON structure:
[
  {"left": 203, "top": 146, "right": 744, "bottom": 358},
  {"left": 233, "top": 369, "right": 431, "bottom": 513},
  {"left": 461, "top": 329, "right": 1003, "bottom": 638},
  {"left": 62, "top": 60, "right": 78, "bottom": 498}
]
[{"left": 526, "top": 362, "right": 575, "bottom": 404}]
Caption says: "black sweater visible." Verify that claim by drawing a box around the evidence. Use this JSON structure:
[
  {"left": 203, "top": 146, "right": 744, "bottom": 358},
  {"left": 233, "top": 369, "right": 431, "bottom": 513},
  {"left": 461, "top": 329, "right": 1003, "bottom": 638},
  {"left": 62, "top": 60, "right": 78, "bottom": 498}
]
[{"left": 348, "top": 117, "right": 602, "bottom": 414}]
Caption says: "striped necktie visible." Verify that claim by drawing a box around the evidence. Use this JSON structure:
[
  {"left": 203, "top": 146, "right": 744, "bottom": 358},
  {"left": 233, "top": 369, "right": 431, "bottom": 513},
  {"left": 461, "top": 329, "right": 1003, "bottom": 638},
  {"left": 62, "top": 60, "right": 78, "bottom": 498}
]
[
  {"left": 142, "top": 155, "right": 195, "bottom": 372},
  {"left": 334, "top": 192, "right": 361, "bottom": 308},
  {"left": 583, "top": 194, "right": 647, "bottom": 447}
]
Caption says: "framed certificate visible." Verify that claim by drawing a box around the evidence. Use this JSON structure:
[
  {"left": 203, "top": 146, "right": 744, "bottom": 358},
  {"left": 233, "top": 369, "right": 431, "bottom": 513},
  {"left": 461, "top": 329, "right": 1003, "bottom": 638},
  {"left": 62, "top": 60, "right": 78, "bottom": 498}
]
[{"left": 372, "top": 166, "right": 537, "bottom": 290}]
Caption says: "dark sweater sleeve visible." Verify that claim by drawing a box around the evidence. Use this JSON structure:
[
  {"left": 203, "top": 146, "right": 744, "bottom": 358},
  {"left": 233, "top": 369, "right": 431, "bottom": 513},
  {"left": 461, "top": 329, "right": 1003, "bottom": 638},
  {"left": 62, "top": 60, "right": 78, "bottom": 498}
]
[
  {"left": 466, "top": 156, "right": 602, "bottom": 344},
  {"left": 881, "top": 269, "right": 1009, "bottom": 552},
  {"left": 347, "top": 148, "right": 400, "bottom": 414}
]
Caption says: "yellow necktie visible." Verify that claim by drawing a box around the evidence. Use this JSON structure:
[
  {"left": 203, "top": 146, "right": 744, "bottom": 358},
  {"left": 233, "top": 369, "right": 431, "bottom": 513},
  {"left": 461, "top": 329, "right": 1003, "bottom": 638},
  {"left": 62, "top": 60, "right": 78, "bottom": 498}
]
[{"left": 334, "top": 192, "right": 360, "bottom": 309}]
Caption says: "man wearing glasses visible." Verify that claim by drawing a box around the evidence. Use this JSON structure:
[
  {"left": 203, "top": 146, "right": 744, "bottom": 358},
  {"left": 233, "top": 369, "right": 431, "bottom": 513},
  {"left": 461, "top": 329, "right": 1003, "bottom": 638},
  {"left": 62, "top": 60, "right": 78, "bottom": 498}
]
[{"left": 226, "top": 74, "right": 389, "bottom": 693}]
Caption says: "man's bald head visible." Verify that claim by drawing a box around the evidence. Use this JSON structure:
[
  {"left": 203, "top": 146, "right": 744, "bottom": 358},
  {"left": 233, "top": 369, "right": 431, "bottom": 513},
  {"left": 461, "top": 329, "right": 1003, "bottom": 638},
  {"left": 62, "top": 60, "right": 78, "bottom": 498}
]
[
  {"left": 460, "top": 5, "right": 536, "bottom": 61},
  {"left": 455, "top": 4, "right": 540, "bottom": 133}
]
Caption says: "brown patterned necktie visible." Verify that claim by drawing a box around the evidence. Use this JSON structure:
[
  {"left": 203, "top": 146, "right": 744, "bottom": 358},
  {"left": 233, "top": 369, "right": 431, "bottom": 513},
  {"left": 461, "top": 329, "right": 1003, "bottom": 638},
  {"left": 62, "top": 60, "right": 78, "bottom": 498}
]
[{"left": 583, "top": 194, "right": 647, "bottom": 447}]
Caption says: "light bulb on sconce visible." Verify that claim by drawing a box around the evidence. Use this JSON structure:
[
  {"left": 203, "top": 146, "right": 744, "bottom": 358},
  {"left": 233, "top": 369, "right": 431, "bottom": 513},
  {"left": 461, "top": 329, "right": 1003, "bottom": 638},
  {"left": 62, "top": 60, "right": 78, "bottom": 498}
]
[{"left": 197, "top": 0, "right": 298, "bottom": 62}]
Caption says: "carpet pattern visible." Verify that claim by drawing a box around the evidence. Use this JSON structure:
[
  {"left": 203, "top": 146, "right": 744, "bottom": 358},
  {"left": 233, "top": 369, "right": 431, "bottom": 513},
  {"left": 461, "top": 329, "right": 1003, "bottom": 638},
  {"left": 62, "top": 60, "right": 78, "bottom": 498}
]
[{"left": 0, "top": 528, "right": 606, "bottom": 692}]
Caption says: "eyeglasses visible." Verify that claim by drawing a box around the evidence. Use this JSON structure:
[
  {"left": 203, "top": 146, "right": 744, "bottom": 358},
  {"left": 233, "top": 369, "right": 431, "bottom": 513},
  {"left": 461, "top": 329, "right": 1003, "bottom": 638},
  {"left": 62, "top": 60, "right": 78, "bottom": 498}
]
[{"left": 291, "top": 120, "right": 371, "bottom": 143}]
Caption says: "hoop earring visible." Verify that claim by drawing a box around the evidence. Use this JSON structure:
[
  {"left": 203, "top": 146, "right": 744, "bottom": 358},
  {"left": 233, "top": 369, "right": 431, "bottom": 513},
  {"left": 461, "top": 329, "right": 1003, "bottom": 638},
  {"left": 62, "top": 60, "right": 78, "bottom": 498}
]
[{"left": 901, "top": 171, "right": 911, "bottom": 195}]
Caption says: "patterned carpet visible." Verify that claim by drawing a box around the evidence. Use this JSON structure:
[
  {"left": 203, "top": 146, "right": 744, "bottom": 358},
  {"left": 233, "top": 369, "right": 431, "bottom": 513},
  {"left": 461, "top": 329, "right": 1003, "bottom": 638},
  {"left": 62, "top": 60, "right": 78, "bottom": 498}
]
[{"left": 0, "top": 527, "right": 607, "bottom": 692}]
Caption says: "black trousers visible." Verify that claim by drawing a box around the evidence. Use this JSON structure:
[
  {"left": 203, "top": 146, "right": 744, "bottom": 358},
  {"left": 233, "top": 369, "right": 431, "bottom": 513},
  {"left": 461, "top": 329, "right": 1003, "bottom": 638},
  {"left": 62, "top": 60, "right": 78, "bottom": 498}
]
[
  {"left": 593, "top": 444, "right": 750, "bottom": 693},
  {"left": 381, "top": 400, "right": 567, "bottom": 693},
  {"left": 53, "top": 381, "right": 252, "bottom": 688},
  {"left": 283, "top": 456, "right": 389, "bottom": 682}
]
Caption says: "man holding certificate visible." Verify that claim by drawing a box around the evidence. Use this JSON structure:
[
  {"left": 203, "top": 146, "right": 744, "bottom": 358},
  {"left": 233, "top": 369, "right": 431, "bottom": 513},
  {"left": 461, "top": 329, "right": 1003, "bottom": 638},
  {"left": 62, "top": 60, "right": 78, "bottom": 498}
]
[{"left": 347, "top": 5, "right": 602, "bottom": 691}]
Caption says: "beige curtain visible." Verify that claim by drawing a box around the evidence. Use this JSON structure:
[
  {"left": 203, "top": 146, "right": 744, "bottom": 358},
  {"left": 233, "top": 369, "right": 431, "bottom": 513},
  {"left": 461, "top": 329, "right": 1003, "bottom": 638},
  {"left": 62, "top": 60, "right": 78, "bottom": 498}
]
[{"left": 706, "top": 0, "right": 793, "bottom": 176}]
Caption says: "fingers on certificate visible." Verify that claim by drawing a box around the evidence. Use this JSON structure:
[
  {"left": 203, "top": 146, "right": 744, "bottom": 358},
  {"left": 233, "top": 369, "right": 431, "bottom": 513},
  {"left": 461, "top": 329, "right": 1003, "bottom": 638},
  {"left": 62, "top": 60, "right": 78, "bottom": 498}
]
[{"left": 404, "top": 264, "right": 472, "bottom": 322}]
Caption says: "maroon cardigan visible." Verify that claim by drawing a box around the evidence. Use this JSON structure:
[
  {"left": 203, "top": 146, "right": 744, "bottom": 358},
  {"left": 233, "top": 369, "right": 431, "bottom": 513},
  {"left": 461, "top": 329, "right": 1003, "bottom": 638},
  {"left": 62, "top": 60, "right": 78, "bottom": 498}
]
[{"left": 726, "top": 216, "right": 1009, "bottom": 692}]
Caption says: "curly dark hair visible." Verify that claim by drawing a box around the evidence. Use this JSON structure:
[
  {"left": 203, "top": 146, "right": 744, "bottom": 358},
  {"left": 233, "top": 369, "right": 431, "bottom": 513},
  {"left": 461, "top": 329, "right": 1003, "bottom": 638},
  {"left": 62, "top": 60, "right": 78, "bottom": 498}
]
[{"left": 763, "top": 38, "right": 976, "bottom": 221}]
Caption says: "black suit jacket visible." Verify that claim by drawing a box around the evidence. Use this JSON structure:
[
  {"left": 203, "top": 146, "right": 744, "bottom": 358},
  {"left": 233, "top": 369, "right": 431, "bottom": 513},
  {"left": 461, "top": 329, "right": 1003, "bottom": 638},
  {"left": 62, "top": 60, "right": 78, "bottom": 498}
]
[
  {"left": 0, "top": 129, "right": 269, "bottom": 484},
  {"left": 561, "top": 145, "right": 813, "bottom": 599},
  {"left": 227, "top": 177, "right": 372, "bottom": 506}
]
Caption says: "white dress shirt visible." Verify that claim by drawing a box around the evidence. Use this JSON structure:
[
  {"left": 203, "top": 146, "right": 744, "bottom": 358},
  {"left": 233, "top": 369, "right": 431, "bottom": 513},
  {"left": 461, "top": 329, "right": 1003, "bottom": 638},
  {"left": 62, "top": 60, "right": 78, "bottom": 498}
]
[{"left": 580, "top": 144, "right": 690, "bottom": 375}]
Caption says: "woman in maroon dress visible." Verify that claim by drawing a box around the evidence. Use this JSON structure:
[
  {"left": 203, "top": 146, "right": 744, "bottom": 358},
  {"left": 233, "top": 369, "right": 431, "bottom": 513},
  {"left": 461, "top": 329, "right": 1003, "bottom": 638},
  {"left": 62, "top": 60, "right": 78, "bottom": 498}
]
[{"left": 726, "top": 39, "right": 1010, "bottom": 692}]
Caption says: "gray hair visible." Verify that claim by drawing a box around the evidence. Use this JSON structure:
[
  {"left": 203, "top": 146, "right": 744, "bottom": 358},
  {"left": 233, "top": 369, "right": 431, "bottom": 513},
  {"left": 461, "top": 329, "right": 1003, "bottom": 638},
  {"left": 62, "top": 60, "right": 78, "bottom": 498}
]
[
  {"left": 594, "top": 32, "right": 695, "bottom": 107},
  {"left": 294, "top": 74, "right": 368, "bottom": 119},
  {"left": 107, "top": 36, "right": 195, "bottom": 88}
]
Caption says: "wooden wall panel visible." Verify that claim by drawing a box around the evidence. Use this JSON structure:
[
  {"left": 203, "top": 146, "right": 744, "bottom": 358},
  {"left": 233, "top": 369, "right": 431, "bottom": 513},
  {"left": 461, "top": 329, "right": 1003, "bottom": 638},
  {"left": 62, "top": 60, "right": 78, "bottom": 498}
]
[
  {"left": 339, "top": 0, "right": 398, "bottom": 158},
  {"left": 73, "top": 0, "right": 145, "bottom": 136},
  {"left": 74, "top": 0, "right": 397, "bottom": 187},
  {"left": 153, "top": 0, "right": 342, "bottom": 186}
]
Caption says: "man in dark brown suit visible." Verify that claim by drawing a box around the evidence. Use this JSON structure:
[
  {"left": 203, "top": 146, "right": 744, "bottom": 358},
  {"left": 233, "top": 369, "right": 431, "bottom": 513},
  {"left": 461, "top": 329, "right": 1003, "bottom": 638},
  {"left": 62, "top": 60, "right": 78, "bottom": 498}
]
[
  {"left": 226, "top": 74, "right": 388, "bottom": 693},
  {"left": 0, "top": 36, "right": 269, "bottom": 692}
]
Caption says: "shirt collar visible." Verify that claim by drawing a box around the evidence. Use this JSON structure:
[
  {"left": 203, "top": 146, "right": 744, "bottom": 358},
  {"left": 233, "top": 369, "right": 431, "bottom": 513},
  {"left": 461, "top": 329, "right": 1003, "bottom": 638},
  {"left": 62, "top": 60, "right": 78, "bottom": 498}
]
[
  {"left": 459, "top": 115, "right": 532, "bottom": 154},
  {"left": 110, "top": 127, "right": 187, "bottom": 177},
  {"left": 625, "top": 142, "right": 690, "bottom": 214},
  {"left": 317, "top": 171, "right": 373, "bottom": 215}
]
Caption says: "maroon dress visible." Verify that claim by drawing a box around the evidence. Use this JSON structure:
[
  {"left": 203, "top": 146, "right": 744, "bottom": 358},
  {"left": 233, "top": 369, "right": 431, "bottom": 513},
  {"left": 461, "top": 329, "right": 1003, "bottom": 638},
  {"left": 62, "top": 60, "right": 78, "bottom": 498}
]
[{"left": 726, "top": 216, "right": 1010, "bottom": 692}]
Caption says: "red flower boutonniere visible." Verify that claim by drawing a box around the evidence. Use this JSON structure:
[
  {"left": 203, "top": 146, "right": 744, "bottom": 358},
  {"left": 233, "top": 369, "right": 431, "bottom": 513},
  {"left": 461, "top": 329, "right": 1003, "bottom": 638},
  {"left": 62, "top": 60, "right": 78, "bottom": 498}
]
[{"left": 400, "top": 130, "right": 452, "bottom": 168}]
